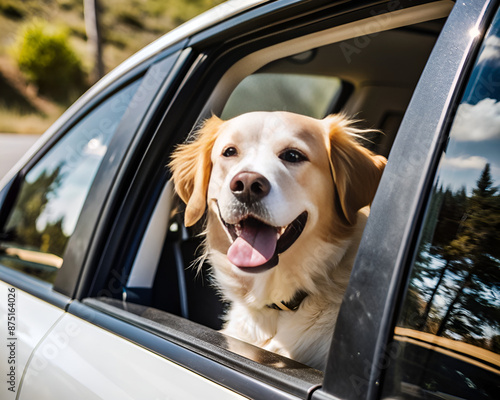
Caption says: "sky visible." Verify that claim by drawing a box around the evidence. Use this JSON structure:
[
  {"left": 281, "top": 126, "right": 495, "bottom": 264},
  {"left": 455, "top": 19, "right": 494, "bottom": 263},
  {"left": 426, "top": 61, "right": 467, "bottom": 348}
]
[{"left": 437, "top": 20, "right": 500, "bottom": 194}]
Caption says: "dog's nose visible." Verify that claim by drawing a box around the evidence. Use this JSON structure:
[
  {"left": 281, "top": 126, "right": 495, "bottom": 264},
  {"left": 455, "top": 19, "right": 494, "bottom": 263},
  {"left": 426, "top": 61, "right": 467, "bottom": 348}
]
[{"left": 230, "top": 172, "right": 271, "bottom": 203}]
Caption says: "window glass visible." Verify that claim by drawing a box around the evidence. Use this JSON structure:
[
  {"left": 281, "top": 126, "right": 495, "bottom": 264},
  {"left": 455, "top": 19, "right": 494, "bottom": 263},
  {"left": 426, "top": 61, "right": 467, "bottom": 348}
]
[
  {"left": 222, "top": 72, "right": 343, "bottom": 119},
  {"left": 0, "top": 79, "right": 141, "bottom": 283},
  {"left": 382, "top": 11, "right": 500, "bottom": 400}
]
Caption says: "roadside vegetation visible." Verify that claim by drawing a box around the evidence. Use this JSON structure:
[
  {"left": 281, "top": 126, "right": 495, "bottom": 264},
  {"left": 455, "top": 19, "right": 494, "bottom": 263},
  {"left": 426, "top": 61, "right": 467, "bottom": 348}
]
[{"left": 0, "top": 0, "right": 224, "bottom": 134}]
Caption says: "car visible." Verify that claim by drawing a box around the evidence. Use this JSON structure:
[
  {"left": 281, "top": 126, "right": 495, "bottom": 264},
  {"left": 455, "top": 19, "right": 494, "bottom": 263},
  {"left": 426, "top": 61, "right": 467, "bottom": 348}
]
[{"left": 1, "top": 0, "right": 499, "bottom": 399}]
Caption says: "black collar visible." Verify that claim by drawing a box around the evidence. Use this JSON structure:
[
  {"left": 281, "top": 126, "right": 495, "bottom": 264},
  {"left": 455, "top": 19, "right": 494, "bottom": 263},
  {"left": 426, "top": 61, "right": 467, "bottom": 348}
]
[{"left": 267, "top": 290, "right": 308, "bottom": 311}]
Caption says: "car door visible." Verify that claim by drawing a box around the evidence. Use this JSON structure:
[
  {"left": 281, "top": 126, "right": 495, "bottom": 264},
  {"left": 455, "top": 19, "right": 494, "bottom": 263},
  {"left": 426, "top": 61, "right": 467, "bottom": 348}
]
[
  {"left": 1, "top": 277, "right": 67, "bottom": 399},
  {"left": 0, "top": 76, "right": 145, "bottom": 399},
  {"left": 13, "top": 50, "right": 250, "bottom": 400},
  {"left": 380, "top": 6, "right": 500, "bottom": 399},
  {"left": 0, "top": 48, "right": 187, "bottom": 399}
]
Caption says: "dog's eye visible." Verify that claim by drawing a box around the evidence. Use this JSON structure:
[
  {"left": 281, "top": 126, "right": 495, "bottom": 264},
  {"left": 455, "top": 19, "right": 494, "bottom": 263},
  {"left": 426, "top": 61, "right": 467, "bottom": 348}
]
[
  {"left": 222, "top": 147, "right": 238, "bottom": 157},
  {"left": 279, "top": 149, "right": 308, "bottom": 163}
]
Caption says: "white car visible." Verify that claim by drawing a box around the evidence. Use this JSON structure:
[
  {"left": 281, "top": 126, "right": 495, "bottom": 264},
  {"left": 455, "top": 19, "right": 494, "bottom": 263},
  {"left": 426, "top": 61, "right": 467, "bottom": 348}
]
[{"left": 1, "top": 0, "right": 499, "bottom": 399}]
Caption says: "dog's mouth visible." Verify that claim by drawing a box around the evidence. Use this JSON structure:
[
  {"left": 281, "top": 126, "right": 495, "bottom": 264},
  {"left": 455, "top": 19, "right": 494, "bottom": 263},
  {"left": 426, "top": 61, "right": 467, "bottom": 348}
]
[{"left": 220, "top": 211, "right": 308, "bottom": 273}]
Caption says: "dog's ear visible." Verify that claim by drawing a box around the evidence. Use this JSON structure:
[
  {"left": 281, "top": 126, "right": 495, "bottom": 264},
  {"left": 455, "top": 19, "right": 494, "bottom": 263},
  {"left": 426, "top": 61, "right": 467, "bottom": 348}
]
[
  {"left": 169, "top": 116, "right": 223, "bottom": 227},
  {"left": 324, "top": 115, "right": 387, "bottom": 225}
]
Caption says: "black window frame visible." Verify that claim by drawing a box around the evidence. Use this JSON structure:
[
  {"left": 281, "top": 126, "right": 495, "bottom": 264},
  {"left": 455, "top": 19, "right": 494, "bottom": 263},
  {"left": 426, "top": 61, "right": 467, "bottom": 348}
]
[
  {"left": 317, "top": 1, "right": 500, "bottom": 400},
  {"left": 379, "top": 5, "right": 500, "bottom": 400}
]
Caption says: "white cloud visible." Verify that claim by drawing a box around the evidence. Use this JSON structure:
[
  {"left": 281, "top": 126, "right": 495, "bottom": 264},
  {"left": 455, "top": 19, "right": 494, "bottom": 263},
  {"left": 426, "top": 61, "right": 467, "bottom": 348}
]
[
  {"left": 478, "top": 35, "right": 500, "bottom": 65},
  {"left": 450, "top": 98, "right": 500, "bottom": 141},
  {"left": 441, "top": 155, "right": 488, "bottom": 170}
]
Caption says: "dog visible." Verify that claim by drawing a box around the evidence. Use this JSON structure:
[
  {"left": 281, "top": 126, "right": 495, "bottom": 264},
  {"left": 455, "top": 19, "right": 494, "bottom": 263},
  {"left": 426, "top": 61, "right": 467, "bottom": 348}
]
[{"left": 169, "top": 111, "right": 386, "bottom": 370}]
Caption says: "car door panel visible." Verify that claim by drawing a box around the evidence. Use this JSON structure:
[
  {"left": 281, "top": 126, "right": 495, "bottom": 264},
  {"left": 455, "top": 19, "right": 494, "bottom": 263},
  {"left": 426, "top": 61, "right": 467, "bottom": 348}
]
[
  {"left": 0, "top": 43, "right": 187, "bottom": 400},
  {"left": 18, "top": 313, "right": 247, "bottom": 400},
  {"left": 0, "top": 280, "right": 65, "bottom": 399}
]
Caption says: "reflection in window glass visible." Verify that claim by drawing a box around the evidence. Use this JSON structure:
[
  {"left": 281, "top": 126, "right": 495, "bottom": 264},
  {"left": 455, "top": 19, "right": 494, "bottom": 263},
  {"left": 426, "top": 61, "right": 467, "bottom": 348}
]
[
  {"left": 0, "top": 79, "right": 141, "bottom": 283},
  {"left": 222, "top": 73, "right": 342, "bottom": 119},
  {"left": 382, "top": 11, "right": 500, "bottom": 400}
]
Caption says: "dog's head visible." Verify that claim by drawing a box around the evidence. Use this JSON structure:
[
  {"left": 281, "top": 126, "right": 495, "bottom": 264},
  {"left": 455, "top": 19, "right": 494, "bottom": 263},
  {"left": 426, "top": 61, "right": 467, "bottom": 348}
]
[{"left": 170, "top": 111, "right": 386, "bottom": 275}]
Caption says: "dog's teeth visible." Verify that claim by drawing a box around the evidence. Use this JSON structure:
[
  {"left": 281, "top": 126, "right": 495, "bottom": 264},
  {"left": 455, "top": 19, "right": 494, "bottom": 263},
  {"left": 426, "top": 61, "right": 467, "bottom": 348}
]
[
  {"left": 276, "top": 226, "right": 286, "bottom": 239},
  {"left": 235, "top": 224, "right": 242, "bottom": 236}
]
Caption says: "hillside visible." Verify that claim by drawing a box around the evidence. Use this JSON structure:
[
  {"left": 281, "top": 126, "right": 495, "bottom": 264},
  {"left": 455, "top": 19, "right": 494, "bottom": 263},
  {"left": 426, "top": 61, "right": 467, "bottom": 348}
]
[{"left": 0, "top": 0, "right": 224, "bottom": 134}]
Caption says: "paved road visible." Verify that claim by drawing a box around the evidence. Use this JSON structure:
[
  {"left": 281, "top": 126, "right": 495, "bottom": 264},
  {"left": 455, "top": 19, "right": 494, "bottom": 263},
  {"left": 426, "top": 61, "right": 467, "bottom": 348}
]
[{"left": 0, "top": 134, "right": 41, "bottom": 179}]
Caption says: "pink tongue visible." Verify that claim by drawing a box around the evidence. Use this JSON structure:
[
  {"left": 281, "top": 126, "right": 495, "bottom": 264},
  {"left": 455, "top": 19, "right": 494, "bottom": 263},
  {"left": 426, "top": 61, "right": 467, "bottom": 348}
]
[{"left": 227, "top": 223, "right": 277, "bottom": 268}]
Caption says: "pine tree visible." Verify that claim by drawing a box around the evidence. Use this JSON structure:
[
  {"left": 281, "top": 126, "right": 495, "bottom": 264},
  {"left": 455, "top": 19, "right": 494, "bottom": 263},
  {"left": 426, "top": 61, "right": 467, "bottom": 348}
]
[
  {"left": 415, "top": 185, "right": 468, "bottom": 331},
  {"left": 435, "top": 164, "right": 500, "bottom": 343}
]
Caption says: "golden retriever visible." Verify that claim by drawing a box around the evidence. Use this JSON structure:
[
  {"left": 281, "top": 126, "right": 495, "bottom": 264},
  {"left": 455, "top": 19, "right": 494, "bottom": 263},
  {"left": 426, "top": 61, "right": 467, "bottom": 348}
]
[{"left": 169, "top": 111, "right": 386, "bottom": 370}]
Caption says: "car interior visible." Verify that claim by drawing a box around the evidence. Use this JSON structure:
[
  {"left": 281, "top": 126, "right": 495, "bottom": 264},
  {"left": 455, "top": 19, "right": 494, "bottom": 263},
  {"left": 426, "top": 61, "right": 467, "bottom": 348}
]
[{"left": 95, "top": 2, "right": 453, "bottom": 364}]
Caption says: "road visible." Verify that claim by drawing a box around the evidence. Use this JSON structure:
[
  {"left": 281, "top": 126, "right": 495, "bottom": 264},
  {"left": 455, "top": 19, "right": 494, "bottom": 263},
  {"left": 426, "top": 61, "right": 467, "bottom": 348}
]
[{"left": 0, "top": 134, "right": 41, "bottom": 179}]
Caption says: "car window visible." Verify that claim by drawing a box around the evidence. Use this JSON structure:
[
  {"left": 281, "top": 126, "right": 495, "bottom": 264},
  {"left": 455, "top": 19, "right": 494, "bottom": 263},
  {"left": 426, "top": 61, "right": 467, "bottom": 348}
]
[
  {"left": 381, "top": 10, "right": 500, "bottom": 400},
  {"left": 221, "top": 71, "right": 344, "bottom": 119},
  {"left": 0, "top": 79, "right": 142, "bottom": 284}
]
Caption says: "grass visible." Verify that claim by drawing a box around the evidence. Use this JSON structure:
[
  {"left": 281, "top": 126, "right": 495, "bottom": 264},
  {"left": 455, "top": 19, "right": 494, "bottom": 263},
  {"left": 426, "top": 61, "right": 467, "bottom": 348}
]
[
  {"left": 0, "top": 107, "right": 61, "bottom": 134},
  {"left": 0, "top": 54, "right": 65, "bottom": 134}
]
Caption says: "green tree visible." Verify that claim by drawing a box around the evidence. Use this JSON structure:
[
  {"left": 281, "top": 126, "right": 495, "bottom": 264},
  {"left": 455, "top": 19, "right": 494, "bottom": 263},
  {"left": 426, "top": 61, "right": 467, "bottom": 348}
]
[
  {"left": 40, "top": 217, "right": 68, "bottom": 258},
  {"left": 11, "top": 19, "right": 86, "bottom": 101},
  {"left": 435, "top": 164, "right": 500, "bottom": 343},
  {"left": 4, "top": 166, "right": 69, "bottom": 257},
  {"left": 6, "top": 167, "right": 63, "bottom": 247},
  {"left": 414, "top": 185, "right": 468, "bottom": 331},
  {"left": 404, "top": 164, "right": 500, "bottom": 350}
]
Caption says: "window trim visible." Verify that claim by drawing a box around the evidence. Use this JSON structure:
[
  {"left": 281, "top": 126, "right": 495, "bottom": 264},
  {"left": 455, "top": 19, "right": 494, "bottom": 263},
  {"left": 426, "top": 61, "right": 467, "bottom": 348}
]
[
  {"left": 318, "top": 1, "right": 500, "bottom": 400},
  {"left": 0, "top": 264, "right": 69, "bottom": 309}
]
